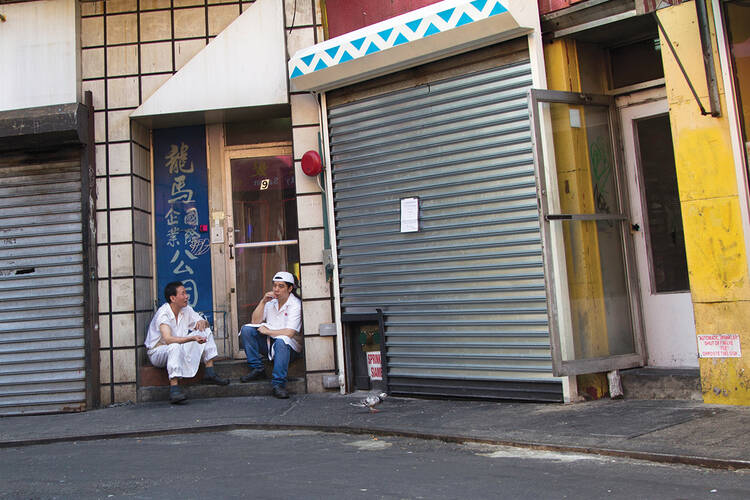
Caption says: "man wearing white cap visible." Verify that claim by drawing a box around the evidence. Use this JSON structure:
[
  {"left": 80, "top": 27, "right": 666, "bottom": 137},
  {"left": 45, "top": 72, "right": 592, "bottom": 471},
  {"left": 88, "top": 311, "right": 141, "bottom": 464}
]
[{"left": 239, "top": 271, "right": 302, "bottom": 398}]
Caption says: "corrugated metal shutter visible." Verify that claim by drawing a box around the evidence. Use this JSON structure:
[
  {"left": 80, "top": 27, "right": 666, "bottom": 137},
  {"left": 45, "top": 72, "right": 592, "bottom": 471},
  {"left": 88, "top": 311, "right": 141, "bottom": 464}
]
[
  {"left": 0, "top": 151, "right": 87, "bottom": 415},
  {"left": 329, "top": 59, "right": 562, "bottom": 401}
]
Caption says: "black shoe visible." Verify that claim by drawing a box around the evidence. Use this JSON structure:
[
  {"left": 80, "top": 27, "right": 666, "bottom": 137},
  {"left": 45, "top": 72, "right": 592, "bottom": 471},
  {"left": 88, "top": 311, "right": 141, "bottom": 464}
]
[
  {"left": 240, "top": 368, "right": 267, "bottom": 383},
  {"left": 272, "top": 385, "right": 289, "bottom": 399},
  {"left": 169, "top": 388, "right": 187, "bottom": 404},
  {"left": 202, "top": 373, "right": 230, "bottom": 386}
]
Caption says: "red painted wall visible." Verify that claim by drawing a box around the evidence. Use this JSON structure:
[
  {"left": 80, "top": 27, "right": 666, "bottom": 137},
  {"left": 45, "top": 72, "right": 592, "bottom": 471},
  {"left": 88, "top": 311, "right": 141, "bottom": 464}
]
[
  {"left": 325, "top": 0, "right": 442, "bottom": 38},
  {"left": 538, "top": 0, "right": 586, "bottom": 15},
  {"left": 323, "top": 0, "right": 586, "bottom": 39}
]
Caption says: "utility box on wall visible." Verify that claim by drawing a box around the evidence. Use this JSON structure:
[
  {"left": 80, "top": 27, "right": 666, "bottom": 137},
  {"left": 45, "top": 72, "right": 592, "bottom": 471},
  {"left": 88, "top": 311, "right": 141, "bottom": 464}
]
[{"left": 342, "top": 311, "right": 387, "bottom": 393}]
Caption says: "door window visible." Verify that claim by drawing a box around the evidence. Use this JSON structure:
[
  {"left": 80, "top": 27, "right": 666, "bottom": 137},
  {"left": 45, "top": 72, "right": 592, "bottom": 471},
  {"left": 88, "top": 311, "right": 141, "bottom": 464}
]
[
  {"left": 634, "top": 114, "right": 689, "bottom": 293},
  {"left": 230, "top": 155, "right": 299, "bottom": 328}
]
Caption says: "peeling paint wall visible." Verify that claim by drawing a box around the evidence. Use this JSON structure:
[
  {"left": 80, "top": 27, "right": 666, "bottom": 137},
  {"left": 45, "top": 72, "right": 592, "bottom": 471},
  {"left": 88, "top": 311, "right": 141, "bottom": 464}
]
[{"left": 658, "top": 3, "right": 750, "bottom": 405}]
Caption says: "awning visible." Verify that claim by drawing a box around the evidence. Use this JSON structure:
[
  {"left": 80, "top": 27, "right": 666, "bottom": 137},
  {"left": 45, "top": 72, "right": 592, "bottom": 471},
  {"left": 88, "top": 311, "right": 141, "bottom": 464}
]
[
  {"left": 288, "top": 0, "right": 538, "bottom": 92},
  {"left": 131, "top": 0, "right": 287, "bottom": 126}
]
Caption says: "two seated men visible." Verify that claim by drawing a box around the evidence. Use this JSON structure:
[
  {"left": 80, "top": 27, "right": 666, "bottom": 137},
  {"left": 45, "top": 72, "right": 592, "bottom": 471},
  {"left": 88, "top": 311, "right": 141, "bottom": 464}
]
[{"left": 146, "top": 272, "right": 302, "bottom": 404}]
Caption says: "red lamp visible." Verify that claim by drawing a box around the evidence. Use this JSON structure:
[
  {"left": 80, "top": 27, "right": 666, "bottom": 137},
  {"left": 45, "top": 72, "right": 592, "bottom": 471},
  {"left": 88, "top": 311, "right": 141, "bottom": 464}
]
[{"left": 301, "top": 150, "right": 322, "bottom": 176}]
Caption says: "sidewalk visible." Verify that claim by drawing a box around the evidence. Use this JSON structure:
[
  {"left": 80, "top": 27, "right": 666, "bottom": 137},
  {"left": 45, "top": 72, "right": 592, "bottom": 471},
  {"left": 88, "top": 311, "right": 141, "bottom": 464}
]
[{"left": 1, "top": 393, "right": 749, "bottom": 470}]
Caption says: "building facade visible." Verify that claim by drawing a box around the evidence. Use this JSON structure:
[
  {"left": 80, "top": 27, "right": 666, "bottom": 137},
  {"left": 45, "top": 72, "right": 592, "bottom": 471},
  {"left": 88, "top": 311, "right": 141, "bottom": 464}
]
[{"left": 1, "top": 0, "right": 748, "bottom": 414}]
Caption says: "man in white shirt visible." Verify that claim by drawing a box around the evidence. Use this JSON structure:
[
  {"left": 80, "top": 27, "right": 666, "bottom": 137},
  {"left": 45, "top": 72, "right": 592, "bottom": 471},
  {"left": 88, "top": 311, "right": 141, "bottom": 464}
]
[
  {"left": 239, "top": 271, "right": 302, "bottom": 399},
  {"left": 145, "top": 281, "right": 229, "bottom": 404}
]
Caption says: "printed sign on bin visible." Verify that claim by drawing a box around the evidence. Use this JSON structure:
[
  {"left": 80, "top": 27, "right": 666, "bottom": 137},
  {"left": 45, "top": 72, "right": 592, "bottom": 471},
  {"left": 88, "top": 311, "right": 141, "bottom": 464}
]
[{"left": 366, "top": 352, "right": 383, "bottom": 381}]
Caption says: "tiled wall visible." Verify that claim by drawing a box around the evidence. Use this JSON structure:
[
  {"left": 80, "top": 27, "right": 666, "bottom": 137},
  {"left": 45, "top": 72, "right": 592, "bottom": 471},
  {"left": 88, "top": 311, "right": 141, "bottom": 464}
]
[{"left": 81, "top": 0, "right": 336, "bottom": 404}]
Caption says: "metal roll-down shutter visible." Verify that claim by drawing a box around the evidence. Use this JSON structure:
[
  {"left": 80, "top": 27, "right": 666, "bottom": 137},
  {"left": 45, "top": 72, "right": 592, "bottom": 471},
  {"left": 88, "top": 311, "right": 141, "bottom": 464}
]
[
  {"left": 0, "top": 150, "right": 88, "bottom": 415},
  {"left": 328, "top": 53, "right": 562, "bottom": 402}
]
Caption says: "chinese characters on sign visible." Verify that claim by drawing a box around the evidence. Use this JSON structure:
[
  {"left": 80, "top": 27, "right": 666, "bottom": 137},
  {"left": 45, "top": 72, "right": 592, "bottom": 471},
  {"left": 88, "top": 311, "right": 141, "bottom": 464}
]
[{"left": 154, "top": 126, "right": 213, "bottom": 315}]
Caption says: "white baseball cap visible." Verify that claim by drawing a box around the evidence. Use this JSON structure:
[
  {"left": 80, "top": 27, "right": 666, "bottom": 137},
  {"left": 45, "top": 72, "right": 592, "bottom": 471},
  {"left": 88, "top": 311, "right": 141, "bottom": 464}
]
[{"left": 272, "top": 271, "right": 296, "bottom": 286}]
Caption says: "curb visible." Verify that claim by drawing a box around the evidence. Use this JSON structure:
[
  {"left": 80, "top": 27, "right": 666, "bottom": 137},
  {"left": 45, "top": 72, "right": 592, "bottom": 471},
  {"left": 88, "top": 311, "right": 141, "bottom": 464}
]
[{"left": 2, "top": 423, "right": 749, "bottom": 471}]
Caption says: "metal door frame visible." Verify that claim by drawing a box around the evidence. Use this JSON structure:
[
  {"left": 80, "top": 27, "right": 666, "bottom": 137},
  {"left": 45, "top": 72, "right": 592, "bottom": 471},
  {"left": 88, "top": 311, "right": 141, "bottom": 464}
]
[
  {"left": 528, "top": 89, "right": 647, "bottom": 376},
  {"left": 223, "top": 143, "right": 295, "bottom": 358}
]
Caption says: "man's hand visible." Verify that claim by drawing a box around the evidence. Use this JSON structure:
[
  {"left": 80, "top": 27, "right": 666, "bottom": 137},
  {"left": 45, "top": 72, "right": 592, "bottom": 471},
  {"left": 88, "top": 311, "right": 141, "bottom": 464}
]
[
  {"left": 191, "top": 335, "right": 208, "bottom": 344},
  {"left": 194, "top": 319, "right": 209, "bottom": 331},
  {"left": 262, "top": 291, "right": 275, "bottom": 303}
]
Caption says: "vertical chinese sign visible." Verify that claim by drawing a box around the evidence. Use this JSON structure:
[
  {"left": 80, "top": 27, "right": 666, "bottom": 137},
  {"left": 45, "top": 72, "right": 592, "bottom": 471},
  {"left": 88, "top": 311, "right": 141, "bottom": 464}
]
[{"left": 153, "top": 126, "right": 213, "bottom": 316}]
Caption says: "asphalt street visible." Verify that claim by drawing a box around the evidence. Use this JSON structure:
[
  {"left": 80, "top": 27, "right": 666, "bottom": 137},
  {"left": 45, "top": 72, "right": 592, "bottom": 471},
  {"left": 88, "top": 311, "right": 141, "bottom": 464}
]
[{"left": 2, "top": 430, "right": 748, "bottom": 499}]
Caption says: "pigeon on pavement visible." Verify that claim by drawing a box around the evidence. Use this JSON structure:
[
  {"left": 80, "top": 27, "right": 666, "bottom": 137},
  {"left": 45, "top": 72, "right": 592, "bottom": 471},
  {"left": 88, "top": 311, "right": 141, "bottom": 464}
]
[{"left": 350, "top": 392, "right": 388, "bottom": 413}]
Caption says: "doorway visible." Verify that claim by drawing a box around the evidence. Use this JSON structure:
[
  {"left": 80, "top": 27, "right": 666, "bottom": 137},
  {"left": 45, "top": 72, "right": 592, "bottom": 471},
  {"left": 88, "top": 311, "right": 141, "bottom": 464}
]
[
  {"left": 224, "top": 145, "right": 299, "bottom": 358},
  {"left": 618, "top": 94, "right": 698, "bottom": 368}
]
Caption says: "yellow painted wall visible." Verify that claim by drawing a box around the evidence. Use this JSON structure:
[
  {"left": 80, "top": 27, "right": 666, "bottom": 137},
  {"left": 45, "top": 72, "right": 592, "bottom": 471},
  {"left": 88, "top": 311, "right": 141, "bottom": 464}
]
[
  {"left": 544, "top": 40, "right": 610, "bottom": 398},
  {"left": 658, "top": 3, "right": 750, "bottom": 405}
]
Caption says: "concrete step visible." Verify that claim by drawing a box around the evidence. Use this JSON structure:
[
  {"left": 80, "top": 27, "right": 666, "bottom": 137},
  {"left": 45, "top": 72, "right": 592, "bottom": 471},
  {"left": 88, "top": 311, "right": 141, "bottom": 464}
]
[
  {"left": 137, "top": 359, "right": 306, "bottom": 402},
  {"left": 620, "top": 367, "right": 702, "bottom": 401},
  {"left": 138, "top": 378, "right": 306, "bottom": 402}
]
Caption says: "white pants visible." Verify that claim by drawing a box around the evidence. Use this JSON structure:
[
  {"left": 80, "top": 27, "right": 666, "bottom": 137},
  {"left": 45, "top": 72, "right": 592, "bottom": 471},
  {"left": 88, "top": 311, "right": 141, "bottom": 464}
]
[{"left": 148, "top": 330, "right": 219, "bottom": 380}]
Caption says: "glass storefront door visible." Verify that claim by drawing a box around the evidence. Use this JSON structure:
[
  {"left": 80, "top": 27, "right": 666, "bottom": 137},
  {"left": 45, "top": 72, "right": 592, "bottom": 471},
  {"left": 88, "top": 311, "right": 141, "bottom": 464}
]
[
  {"left": 529, "top": 89, "right": 646, "bottom": 376},
  {"left": 225, "top": 145, "right": 299, "bottom": 357}
]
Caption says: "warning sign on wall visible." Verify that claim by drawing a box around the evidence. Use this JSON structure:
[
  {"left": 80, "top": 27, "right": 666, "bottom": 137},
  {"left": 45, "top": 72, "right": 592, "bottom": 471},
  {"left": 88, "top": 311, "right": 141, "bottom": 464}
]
[
  {"left": 366, "top": 351, "right": 383, "bottom": 380},
  {"left": 697, "top": 334, "right": 742, "bottom": 358}
]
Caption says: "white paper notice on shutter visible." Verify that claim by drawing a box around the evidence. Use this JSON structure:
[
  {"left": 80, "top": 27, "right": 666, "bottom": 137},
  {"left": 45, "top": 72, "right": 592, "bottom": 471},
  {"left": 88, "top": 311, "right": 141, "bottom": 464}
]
[
  {"left": 400, "top": 197, "right": 419, "bottom": 233},
  {"left": 697, "top": 334, "right": 742, "bottom": 358}
]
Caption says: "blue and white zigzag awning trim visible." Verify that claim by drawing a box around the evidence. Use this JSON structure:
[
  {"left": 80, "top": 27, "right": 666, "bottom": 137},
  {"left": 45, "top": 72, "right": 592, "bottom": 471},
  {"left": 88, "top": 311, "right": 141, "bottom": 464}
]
[{"left": 288, "top": 0, "right": 537, "bottom": 91}]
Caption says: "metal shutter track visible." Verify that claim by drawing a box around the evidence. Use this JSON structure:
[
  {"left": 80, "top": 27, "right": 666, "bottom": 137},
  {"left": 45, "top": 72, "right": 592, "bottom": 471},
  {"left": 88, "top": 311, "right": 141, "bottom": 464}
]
[
  {"left": 0, "top": 156, "right": 86, "bottom": 415},
  {"left": 329, "top": 61, "right": 562, "bottom": 401}
]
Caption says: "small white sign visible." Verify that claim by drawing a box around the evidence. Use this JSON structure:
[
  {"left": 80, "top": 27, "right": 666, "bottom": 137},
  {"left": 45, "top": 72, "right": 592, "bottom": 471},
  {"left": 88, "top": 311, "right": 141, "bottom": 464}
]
[
  {"left": 400, "top": 197, "right": 419, "bottom": 233},
  {"left": 697, "top": 334, "right": 742, "bottom": 358},
  {"left": 210, "top": 221, "right": 225, "bottom": 244},
  {"left": 366, "top": 351, "right": 383, "bottom": 381},
  {"left": 569, "top": 108, "right": 581, "bottom": 128}
]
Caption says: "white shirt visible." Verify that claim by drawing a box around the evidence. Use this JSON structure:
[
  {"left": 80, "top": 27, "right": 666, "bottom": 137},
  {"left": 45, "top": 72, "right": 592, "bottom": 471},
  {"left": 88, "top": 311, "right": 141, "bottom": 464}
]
[
  {"left": 145, "top": 303, "right": 204, "bottom": 350},
  {"left": 262, "top": 293, "right": 302, "bottom": 352}
]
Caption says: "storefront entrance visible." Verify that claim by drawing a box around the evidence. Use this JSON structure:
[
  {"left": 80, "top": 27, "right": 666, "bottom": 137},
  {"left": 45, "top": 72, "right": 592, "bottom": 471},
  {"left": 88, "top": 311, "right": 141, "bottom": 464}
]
[
  {"left": 223, "top": 144, "right": 299, "bottom": 357},
  {"left": 619, "top": 93, "right": 697, "bottom": 368}
]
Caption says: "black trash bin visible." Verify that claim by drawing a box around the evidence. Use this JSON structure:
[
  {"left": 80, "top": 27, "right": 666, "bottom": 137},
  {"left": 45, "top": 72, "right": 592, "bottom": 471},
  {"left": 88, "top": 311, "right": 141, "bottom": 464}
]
[{"left": 342, "top": 310, "right": 387, "bottom": 393}]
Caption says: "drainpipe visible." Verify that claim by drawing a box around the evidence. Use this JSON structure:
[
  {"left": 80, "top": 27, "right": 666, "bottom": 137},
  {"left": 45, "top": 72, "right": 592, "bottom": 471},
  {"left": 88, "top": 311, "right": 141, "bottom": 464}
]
[{"left": 695, "top": 0, "right": 721, "bottom": 117}]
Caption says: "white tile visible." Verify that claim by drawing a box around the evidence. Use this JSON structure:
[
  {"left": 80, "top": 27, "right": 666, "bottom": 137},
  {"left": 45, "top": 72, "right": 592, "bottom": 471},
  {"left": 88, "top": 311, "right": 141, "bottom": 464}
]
[
  {"left": 82, "top": 79, "right": 105, "bottom": 111},
  {"left": 174, "top": 8, "right": 206, "bottom": 38},
  {"left": 114, "top": 383, "right": 137, "bottom": 402},
  {"left": 98, "top": 280, "right": 110, "bottom": 313},
  {"left": 98, "top": 314, "right": 111, "bottom": 349},
  {"left": 81, "top": 16, "right": 104, "bottom": 47},
  {"left": 174, "top": 39, "right": 206, "bottom": 71},
  {"left": 140, "top": 42, "right": 173, "bottom": 74},
  {"left": 113, "top": 349, "right": 136, "bottom": 383},
  {"left": 133, "top": 176, "right": 151, "bottom": 211},
  {"left": 109, "top": 176, "right": 132, "bottom": 209},
  {"left": 296, "top": 194, "right": 323, "bottom": 229},
  {"left": 141, "top": 73, "right": 170, "bottom": 102},
  {"left": 109, "top": 210, "right": 133, "bottom": 242},
  {"left": 97, "top": 246, "right": 109, "bottom": 278},
  {"left": 106, "top": 13, "right": 138, "bottom": 45},
  {"left": 111, "top": 278, "right": 135, "bottom": 312},
  {"left": 107, "top": 0, "right": 138, "bottom": 14},
  {"left": 208, "top": 4, "right": 240, "bottom": 36},
  {"left": 140, "top": 10, "right": 172, "bottom": 42},
  {"left": 294, "top": 160, "right": 322, "bottom": 195},
  {"left": 133, "top": 210, "right": 151, "bottom": 244},
  {"left": 112, "top": 313, "right": 135, "bottom": 347},
  {"left": 291, "top": 93, "right": 320, "bottom": 126},
  {"left": 99, "top": 350, "right": 111, "bottom": 384},
  {"left": 95, "top": 145, "right": 107, "bottom": 176},
  {"left": 298, "top": 228, "right": 324, "bottom": 264},
  {"left": 132, "top": 143, "right": 152, "bottom": 180},
  {"left": 94, "top": 111, "right": 106, "bottom": 143},
  {"left": 286, "top": 26, "right": 315, "bottom": 58},
  {"left": 96, "top": 212, "right": 109, "bottom": 243},
  {"left": 108, "top": 110, "right": 132, "bottom": 142},
  {"left": 82, "top": 48, "right": 104, "bottom": 79},
  {"left": 292, "top": 125, "right": 320, "bottom": 160},
  {"left": 285, "top": 0, "right": 314, "bottom": 27},
  {"left": 96, "top": 178, "right": 108, "bottom": 209},
  {"left": 135, "top": 278, "right": 154, "bottom": 311},
  {"left": 107, "top": 45, "right": 139, "bottom": 76},
  {"left": 110, "top": 243, "right": 134, "bottom": 277},
  {"left": 134, "top": 243, "right": 153, "bottom": 277},
  {"left": 304, "top": 336, "right": 335, "bottom": 371},
  {"left": 301, "top": 298, "right": 333, "bottom": 334},
  {"left": 107, "top": 77, "right": 140, "bottom": 109},
  {"left": 109, "top": 143, "right": 132, "bottom": 175},
  {"left": 300, "top": 264, "right": 330, "bottom": 299}
]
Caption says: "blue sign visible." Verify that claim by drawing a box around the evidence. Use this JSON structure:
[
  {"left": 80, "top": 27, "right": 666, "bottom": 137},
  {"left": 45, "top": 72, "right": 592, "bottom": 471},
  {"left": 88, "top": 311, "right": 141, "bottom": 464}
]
[{"left": 153, "top": 126, "right": 213, "bottom": 316}]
